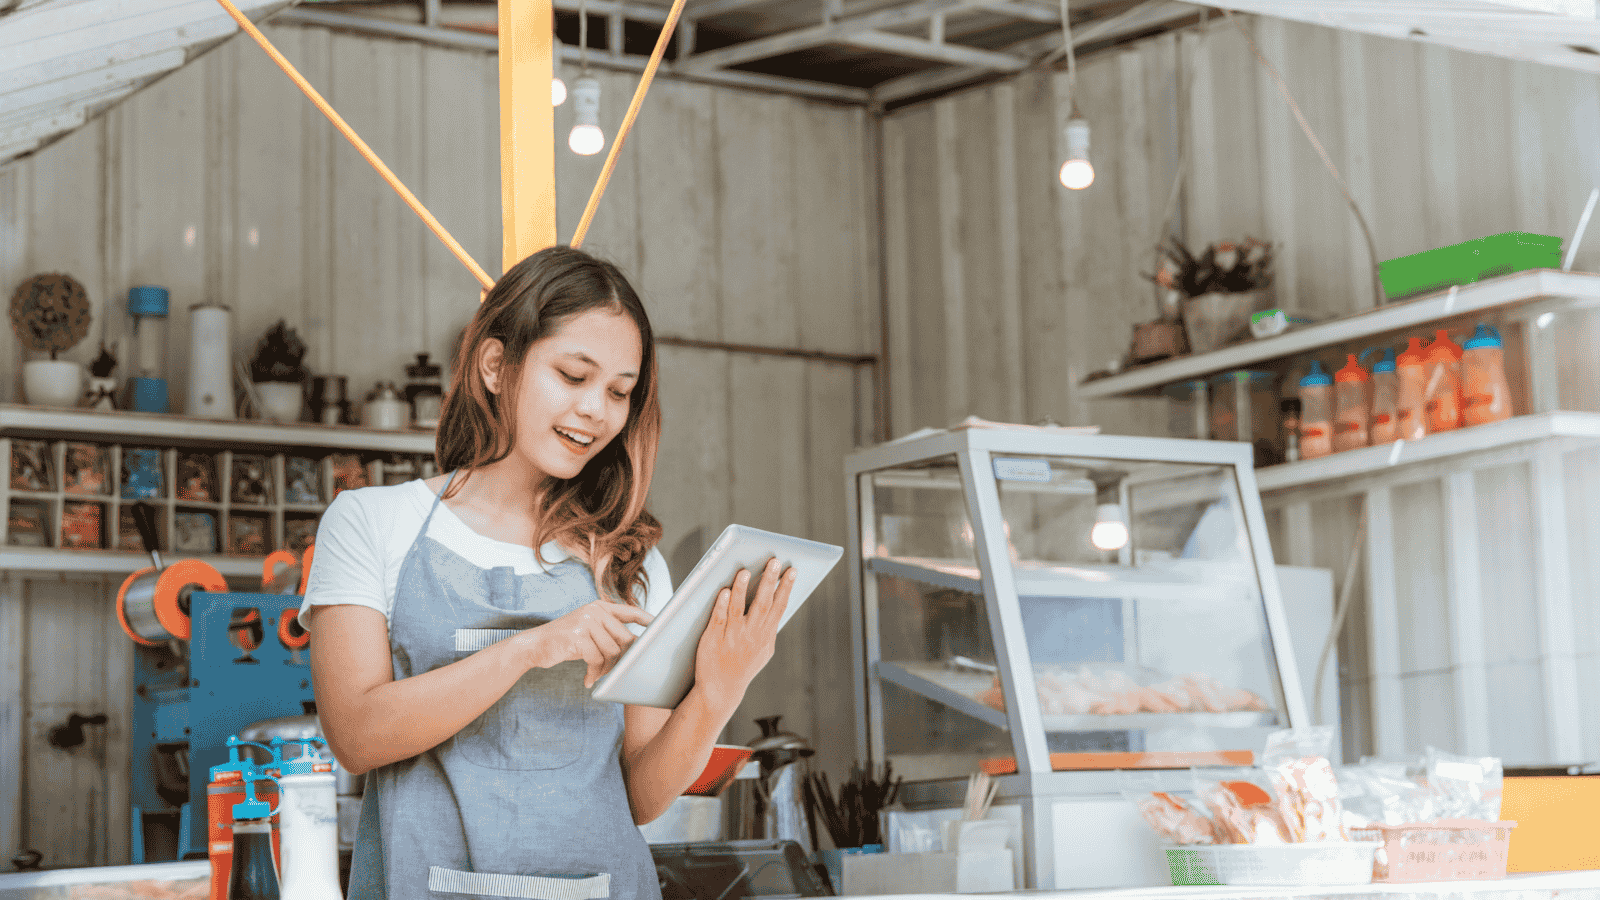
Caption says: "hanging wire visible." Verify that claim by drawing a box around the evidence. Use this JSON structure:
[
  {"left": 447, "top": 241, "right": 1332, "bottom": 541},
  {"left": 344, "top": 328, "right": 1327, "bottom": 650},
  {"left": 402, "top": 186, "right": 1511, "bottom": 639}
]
[
  {"left": 578, "top": 0, "right": 590, "bottom": 75},
  {"left": 1222, "top": 9, "right": 1386, "bottom": 306},
  {"left": 1058, "top": 0, "right": 1077, "bottom": 114}
]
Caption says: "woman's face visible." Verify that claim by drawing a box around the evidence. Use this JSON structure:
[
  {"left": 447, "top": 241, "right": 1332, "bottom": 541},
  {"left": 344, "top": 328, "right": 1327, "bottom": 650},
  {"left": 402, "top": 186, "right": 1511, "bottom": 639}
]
[{"left": 489, "top": 307, "right": 643, "bottom": 483}]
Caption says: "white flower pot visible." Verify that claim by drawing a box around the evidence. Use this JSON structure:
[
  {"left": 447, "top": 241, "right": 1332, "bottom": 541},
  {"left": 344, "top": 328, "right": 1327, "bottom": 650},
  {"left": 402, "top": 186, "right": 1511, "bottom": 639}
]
[
  {"left": 23, "top": 359, "right": 84, "bottom": 408},
  {"left": 255, "top": 382, "right": 304, "bottom": 422}
]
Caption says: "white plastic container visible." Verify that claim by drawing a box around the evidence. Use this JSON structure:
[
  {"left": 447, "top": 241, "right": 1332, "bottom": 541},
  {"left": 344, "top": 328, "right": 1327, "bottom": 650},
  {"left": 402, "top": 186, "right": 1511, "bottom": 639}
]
[{"left": 1163, "top": 841, "right": 1380, "bottom": 886}]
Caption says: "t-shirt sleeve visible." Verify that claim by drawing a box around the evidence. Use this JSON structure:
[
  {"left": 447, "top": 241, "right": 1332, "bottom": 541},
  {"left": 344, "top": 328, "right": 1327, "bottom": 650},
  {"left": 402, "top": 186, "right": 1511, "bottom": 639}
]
[
  {"left": 626, "top": 547, "right": 673, "bottom": 636},
  {"left": 299, "top": 491, "right": 390, "bottom": 627}
]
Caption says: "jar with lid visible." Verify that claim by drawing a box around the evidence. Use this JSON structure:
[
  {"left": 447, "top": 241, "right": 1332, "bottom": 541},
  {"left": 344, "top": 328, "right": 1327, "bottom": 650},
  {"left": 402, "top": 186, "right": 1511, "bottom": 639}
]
[
  {"left": 405, "top": 353, "right": 444, "bottom": 429},
  {"left": 362, "top": 382, "right": 409, "bottom": 430}
]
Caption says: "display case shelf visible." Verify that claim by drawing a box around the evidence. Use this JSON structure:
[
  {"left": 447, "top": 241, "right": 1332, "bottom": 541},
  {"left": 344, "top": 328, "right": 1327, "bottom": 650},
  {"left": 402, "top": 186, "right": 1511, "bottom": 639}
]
[
  {"left": 878, "top": 661, "right": 1278, "bottom": 734},
  {"left": 866, "top": 555, "right": 1229, "bottom": 602},
  {"left": 1077, "top": 269, "right": 1600, "bottom": 399}
]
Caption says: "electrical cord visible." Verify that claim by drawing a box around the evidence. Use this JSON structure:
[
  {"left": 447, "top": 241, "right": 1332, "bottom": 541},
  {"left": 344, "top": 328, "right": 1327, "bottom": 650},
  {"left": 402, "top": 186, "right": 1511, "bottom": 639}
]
[
  {"left": 1313, "top": 496, "right": 1367, "bottom": 726},
  {"left": 1220, "top": 9, "right": 1386, "bottom": 307}
]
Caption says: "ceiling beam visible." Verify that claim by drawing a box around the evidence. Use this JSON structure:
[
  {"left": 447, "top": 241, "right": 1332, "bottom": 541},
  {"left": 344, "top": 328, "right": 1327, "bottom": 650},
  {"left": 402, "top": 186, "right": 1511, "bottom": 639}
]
[
  {"left": 273, "top": 6, "right": 872, "bottom": 101},
  {"left": 870, "top": 0, "right": 1198, "bottom": 104},
  {"left": 679, "top": 0, "right": 1022, "bottom": 73},
  {"left": 843, "top": 29, "right": 1029, "bottom": 69},
  {"left": 683, "top": 0, "right": 781, "bottom": 21},
  {"left": 2, "top": 47, "right": 182, "bottom": 111}
]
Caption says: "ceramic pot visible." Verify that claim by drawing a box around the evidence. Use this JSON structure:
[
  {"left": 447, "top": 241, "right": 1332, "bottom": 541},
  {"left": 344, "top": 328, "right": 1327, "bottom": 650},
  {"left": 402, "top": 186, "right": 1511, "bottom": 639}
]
[
  {"left": 23, "top": 359, "right": 84, "bottom": 408},
  {"left": 255, "top": 382, "right": 304, "bottom": 422},
  {"left": 85, "top": 376, "right": 117, "bottom": 411}
]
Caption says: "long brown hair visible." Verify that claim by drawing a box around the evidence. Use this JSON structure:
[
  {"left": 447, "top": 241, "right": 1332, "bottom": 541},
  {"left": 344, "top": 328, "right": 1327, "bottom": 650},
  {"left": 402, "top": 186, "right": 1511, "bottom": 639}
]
[{"left": 436, "top": 246, "right": 662, "bottom": 604}]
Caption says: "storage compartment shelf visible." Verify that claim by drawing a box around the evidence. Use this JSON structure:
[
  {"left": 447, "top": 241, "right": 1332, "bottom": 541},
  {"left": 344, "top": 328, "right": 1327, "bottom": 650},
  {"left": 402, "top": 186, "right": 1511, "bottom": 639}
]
[
  {"left": 1077, "top": 269, "right": 1600, "bottom": 399},
  {"left": 877, "top": 661, "right": 1278, "bottom": 734},
  {"left": 866, "top": 555, "right": 1228, "bottom": 602},
  {"left": 0, "top": 548, "right": 266, "bottom": 577}
]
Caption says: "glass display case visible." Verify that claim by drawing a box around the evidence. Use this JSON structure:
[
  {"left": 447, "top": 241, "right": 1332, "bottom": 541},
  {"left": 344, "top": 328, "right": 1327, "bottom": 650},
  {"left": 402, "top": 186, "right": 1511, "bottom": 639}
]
[{"left": 844, "top": 426, "right": 1308, "bottom": 889}]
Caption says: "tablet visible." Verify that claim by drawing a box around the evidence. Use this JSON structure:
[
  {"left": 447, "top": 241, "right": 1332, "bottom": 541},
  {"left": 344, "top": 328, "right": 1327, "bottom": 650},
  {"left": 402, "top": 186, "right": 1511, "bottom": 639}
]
[{"left": 590, "top": 524, "right": 842, "bottom": 708}]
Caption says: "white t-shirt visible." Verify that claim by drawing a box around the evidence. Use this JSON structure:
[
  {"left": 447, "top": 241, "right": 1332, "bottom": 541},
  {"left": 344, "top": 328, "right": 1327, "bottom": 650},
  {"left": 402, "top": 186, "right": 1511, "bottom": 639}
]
[{"left": 299, "top": 479, "right": 673, "bottom": 632}]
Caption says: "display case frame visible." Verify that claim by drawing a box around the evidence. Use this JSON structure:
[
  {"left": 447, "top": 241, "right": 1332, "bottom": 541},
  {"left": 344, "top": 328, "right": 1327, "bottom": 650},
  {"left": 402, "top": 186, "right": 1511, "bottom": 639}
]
[{"left": 845, "top": 427, "right": 1310, "bottom": 889}]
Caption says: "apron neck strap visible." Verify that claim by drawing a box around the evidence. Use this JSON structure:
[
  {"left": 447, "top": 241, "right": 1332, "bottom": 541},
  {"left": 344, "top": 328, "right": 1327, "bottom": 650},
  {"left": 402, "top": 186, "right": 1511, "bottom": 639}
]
[{"left": 420, "top": 469, "right": 457, "bottom": 531}]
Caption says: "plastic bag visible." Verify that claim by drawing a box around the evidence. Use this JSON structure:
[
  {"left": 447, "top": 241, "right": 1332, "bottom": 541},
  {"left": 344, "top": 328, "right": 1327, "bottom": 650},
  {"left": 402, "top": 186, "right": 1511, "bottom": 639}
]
[
  {"left": 1121, "top": 772, "right": 1218, "bottom": 846},
  {"left": 1336, "top": 759, "right": 1435, "bottom": 827},
  {"left": 1425, "top": 747, "right": 1503, "bottom": 822},
  {"left": 1261, "top": 728, "right": 1345, "bottom": 842},
  {"left": 1192, "top": 767, "right": 1290, "bottom": 844}
]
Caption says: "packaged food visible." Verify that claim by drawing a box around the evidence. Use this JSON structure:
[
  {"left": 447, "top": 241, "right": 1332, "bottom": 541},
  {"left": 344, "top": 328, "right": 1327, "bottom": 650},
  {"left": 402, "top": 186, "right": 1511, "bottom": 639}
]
[
  {"left": 62, "top": 443, "right": 110, "bottom": 495},
  {"left": 1194, "top": 768, "right": 1290, "bottom": 845},
  {"left": 176, "top": 452, "right": 217, "bottom": 501},
  {"left": 9, "top": 440, "right": 53, "bottom": 492},
  {"left": 1262, "top": 728, "right": 1345, "bottom": 843},
  {"left": 1425, "top": 747, "right": 1503, "bottom": 822},
  {"left": 1134, "top": 791, "right": 1220, "bottom": 846},
  {"left": 61, "top": 501, "right": 104, "bottom": 549},
  {"left": 7, "top": 500, "right": 48, "bottom": 547},
  {"left": 230, "top": 454, "right": 271, "bottom": 505}
]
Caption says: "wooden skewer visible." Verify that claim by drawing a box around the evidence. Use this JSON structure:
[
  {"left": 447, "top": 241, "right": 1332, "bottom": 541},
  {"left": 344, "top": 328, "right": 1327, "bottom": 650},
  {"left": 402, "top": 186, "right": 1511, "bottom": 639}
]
[{"left": 210, "top": 0, "right": 497, "bottom": 292}]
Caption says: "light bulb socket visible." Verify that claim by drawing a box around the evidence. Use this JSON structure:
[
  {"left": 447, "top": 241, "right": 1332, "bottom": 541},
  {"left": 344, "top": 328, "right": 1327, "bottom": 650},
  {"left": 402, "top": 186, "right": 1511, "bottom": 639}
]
[
  {"left": 573, "top": 76, "right": 601, "bottom": 126},
  {"left": 1065, "top": 117, "right": 1090, "bottom": 162}
]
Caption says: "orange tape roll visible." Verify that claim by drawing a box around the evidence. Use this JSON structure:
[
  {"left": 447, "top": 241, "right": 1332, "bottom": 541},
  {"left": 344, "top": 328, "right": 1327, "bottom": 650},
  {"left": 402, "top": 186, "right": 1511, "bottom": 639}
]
[
  {"left": 262, "top": 550, "right": 298, "bottom": 590},
  {"left": 278, "top": 608, "right": 310, "bottom": 650},
  {"left": 152, "top": 559, "right": 230, "bottom": 641},
  {"left": 116, "top": 567, "right": 161, "bottom": 646}
]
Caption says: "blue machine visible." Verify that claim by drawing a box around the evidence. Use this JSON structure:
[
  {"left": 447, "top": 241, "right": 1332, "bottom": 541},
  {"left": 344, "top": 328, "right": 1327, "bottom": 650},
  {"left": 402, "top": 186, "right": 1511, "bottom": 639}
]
[{"left": 130, "top": 589, "right": 314, "bottom": 861}]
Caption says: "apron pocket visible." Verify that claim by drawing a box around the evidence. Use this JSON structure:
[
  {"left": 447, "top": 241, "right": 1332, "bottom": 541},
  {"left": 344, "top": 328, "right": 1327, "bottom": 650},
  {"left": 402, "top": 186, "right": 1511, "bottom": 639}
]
[
  {"left": 456, "top": 661, "right": 588, "bottom": 771},
  {"left": 427, "top": 866, "right": 610, "bottom": 899}
]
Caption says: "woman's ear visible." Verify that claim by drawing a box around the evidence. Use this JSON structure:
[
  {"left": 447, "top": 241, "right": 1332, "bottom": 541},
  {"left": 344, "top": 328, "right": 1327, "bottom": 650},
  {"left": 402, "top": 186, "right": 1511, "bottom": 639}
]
[{"left": 478, "top": 338, "right": 506, "bottom": 395}]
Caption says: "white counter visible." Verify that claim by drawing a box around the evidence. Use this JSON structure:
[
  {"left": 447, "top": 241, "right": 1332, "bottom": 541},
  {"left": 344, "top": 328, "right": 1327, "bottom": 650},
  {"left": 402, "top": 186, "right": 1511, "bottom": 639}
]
[{"left": 840, "top": 870, "right": 1600, "bottom": 900}]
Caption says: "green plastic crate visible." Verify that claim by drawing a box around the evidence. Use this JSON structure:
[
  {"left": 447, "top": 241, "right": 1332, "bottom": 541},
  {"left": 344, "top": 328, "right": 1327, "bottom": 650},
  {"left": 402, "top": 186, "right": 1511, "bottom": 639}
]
[{"left": 1379, "top": 232, "right": 1562, "bottom": 301}]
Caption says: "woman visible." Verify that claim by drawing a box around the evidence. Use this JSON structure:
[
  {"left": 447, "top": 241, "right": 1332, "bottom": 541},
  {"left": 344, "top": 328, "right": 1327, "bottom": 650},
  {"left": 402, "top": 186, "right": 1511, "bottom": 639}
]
[{"left": 300, "top": 246, "right": 796, "bottom": 900}]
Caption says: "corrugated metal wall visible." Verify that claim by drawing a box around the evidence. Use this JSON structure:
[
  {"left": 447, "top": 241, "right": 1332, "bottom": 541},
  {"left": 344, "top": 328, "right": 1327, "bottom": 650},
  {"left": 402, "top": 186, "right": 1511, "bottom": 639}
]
[
  {"left": 882, "top": 14, "right": 1600, "bottom": 765},
  {"left": 0, "top": 25, "right": 877, "bottom": 865}
]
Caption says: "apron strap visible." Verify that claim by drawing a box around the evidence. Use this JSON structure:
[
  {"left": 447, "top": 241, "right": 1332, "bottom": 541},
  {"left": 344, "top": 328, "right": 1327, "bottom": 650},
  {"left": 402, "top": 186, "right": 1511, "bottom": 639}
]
[{"left": 419, "top": 469, "right": 457, "bottom": 534}]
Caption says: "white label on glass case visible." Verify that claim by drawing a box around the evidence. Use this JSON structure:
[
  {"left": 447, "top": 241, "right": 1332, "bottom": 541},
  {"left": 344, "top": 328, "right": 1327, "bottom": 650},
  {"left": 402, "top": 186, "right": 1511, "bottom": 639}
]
[{"left": 992, "top": 457, "right": 1051, "bottom": 482}]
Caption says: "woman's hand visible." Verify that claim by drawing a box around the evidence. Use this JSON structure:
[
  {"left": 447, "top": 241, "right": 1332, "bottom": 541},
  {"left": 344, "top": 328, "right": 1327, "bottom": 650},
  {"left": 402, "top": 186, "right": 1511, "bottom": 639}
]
[
  {"left": 692, "top": 559, "right": 796, "bottom": 702},
  {"left": 526, "top": 599, "right": 655, "bottom": 688}
]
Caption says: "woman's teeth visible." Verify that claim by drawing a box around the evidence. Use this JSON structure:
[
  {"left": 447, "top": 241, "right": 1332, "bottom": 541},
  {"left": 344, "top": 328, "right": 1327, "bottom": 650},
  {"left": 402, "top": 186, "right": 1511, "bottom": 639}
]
[{"left": 554, "top": 427, "right": 594, "bottom": 447}]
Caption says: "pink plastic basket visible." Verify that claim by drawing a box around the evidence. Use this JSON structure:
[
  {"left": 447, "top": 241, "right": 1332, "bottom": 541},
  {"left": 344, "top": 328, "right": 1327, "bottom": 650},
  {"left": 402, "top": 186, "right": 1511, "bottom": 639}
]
[{"left": 1349, "top": 819, "right": 1516, "bottom": 883}]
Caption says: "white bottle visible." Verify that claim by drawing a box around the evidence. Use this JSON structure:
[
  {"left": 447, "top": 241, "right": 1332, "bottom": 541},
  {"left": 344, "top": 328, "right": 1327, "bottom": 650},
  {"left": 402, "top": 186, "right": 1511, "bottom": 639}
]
[{"left": 274, "top": 738, "right": 344, "bottom": 900}]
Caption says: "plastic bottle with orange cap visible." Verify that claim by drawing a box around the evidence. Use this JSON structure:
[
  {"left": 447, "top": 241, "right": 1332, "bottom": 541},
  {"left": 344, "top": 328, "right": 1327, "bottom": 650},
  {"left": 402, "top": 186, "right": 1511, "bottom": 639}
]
[{"left": 1333, "top": 354, "right": 1371, "bottom": 453}]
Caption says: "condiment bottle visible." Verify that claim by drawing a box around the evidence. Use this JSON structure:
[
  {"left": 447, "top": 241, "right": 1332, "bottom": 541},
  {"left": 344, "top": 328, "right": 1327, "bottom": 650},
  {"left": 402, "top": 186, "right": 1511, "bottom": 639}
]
[
  {"left": 1298, "top": 361, "right": 1333, "bottom": 460},
  {"left": 228, "top": 772, "right": 281, "bottom": 900},
  {"left": 1333, "top": 354, "right": 1371, "bottom": 452},
  {"left": 1462, "top": 323, "right": 1512, "bottom": 426},
  {"left": 1423, "top": 328, "right": 1464, "bottom": 434},
  {"left": 1280, "top": 398, "right": 1302, "bottom": 462},
  {"left": 208, "top": 738, "right": 281, "bottom": 900},
  {"left": 1369, "top": 348, "right": 1399, "bottom": 445},
  {"left": 273, "top": 738, "right": 343, "bottom": 900},
  {"left": 1396, "top": 337, "right": 1428, "bottom": 441}
]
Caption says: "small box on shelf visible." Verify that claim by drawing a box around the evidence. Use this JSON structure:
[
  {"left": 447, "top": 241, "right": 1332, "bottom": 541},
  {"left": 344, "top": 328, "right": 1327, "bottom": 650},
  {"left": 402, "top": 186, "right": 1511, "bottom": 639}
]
[
  {"left": 60, "top": 500, "right": 105, "bottom": 549},
  {"left": 227, "top": 512, "right": 270, "bottom": 556},
  {"left": 176, "top": 452, "right": 217, "bottom": 502},
  {"left": 62, "top": 442, "right": 110, "bottom": 496},
  {"left": 7, "top": 499, "right": 49, "bottom": 547},
  {"left": 9, "top": 440, "right": 52, "bottom": 492},
  {"left": 173, "top": 509, "right": 218, "bottom": 554},
  {"left": 120, "top": 447, "right": 164, "bottom": 500},
  {"left": 284, "top": 455, "right": 322, "bottom": 504},
  {"left": 229, "top": 454, "right": 272, "bottom": 506}
]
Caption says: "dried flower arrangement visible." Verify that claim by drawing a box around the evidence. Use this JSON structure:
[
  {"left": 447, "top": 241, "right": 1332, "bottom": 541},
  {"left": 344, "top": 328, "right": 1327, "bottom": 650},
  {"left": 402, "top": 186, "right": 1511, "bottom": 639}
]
[
  {"left": 1151, "top": 237, "right": 1275, "bottom": 297},
  {"left": 10, "top": 274, "right": 92, "bottom": 359}
]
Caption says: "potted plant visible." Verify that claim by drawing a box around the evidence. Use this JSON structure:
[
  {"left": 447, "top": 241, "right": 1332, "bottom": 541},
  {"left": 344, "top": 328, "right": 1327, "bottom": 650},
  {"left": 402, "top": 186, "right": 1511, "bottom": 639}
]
[
  {"left": 248, "top": 319, "right": 310, "bottom": 422},
  {"left": 85, "top": 342, "right": 117, "bottom": 410},
  {"left": 10, "top": 273, "right": 93, "bottom": 407},
  {"left": 1151, "top": 237, "right": 1275, "bottom": 354}
]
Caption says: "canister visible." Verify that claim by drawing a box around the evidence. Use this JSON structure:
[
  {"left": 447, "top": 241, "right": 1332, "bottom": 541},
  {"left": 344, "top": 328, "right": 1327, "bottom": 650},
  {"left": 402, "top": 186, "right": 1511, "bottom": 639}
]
[
  {"left": 1163, "top": 380, "right": 1209, "bottom": 440},
  {"left": 1209, "top": 370, "right": 1281, "bottom": 466},
  {"left": 187, "top": 304, "right": 235, "bottom": 419}
]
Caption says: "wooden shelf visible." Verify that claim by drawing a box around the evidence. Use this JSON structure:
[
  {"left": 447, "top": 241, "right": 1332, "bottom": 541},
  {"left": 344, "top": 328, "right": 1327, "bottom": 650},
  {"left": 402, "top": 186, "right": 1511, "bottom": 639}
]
[
  {"left": 0, "top": 404, "right": 435, "bottom": 452},
  {"left": 1077, "top": 269, "right": 1600, "bottom": 399},
  {"left": 0, "top": 548, "right": 267, "bottom": 577},
  {"left": 877, "top": 661, "right": 1278, "bottom": 733},
  {"left": 1255, "top": 411, "right": 1600, "bottom": 495}
]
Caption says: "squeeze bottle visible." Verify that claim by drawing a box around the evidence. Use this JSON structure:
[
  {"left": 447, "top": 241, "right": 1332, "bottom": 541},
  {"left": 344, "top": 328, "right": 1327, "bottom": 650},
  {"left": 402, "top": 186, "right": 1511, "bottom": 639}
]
[
  {"left": 1423, "top": 328, "right": 1464, "bottom": 434},
  {"left": 209, "top": 738, "right": 281, "bottom": 900},
  {"left": 1462, "top": 323, "right": 1512, "bottom": 426},
  {"left": 1396, "top": 337, "right": 1428, "bottom": 442},
  {"left": 228, "top": 771, "right": 281, "bottom": 900},
  {"left": 1333, "top": 354, "right": 1371, "bottom": 452},
  {"left": 1368, "top": 348, "right": 1399, "bottom": 444},
  {"left": 273, "top": 738, "right": 344, "bottom": 900},
  {"left": 1298, "top": 361, "right": 1334, "bottom": 460}
]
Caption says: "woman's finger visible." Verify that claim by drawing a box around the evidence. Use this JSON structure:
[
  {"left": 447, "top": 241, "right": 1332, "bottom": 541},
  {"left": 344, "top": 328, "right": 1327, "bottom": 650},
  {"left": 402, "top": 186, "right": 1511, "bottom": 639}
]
[
  {"left": 579, "top": 639, "right": 606, "bottom": 687},
  {"left": 710, "top": 585, "right": 731, "bottom": 642},
  {"left": 598, "top": 609, "right": 639, "bottom": 650},
  {"left": 732, "top": 568, "right": 752, "bottom": 617},
  {"left": 762, "top": 568, "right": 797, "bottom": 631}
]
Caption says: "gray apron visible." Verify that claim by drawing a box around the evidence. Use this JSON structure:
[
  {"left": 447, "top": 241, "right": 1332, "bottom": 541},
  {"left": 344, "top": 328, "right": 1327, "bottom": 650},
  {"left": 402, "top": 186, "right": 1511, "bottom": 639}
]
[{"left": 349, "top": 474, "right": 661, "bottom": 900}]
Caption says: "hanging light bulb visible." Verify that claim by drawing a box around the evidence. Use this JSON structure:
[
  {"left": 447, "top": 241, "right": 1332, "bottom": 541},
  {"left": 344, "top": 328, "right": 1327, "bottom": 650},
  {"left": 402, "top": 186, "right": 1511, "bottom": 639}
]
[
  {"left": 1059, "top": 116, "right": 1094, "bottom": 190},
  {"left": 1090, "top": 503, "right": 1129, "bottom": 551},
  {"left": 568, "top": 76, "right": 604, "bottom": 156},
  {"left": 552, "top": 74, "right": 567, "bottom": 107}
]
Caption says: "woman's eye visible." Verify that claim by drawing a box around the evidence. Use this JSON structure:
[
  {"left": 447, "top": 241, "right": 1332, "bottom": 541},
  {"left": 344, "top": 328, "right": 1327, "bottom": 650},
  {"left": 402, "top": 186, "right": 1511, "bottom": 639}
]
[
  {"left": 559, "top": 371, "right": 582, "bottom": 384},
  {"left": 610, "top": 390, "right": 629, "bottom": 401}
]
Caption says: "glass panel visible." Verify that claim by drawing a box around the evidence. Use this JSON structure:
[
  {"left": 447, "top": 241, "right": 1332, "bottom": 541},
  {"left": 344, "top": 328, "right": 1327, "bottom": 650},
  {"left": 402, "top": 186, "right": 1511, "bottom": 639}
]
[
  {"left": 874, "top": 569, "right": 1015, "bottom": 782},
  {"left": 988, "top": 455, "right": 1285, "bottom": 762},
  {"left": 866, "top": 456, "right": 974, "bottom": 565}
]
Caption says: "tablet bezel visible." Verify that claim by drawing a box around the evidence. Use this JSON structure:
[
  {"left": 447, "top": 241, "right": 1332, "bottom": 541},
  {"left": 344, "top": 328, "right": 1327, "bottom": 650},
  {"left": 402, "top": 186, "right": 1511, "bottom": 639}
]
[{"left": 589, "top": 523, "right": 843, "bottom": 708}]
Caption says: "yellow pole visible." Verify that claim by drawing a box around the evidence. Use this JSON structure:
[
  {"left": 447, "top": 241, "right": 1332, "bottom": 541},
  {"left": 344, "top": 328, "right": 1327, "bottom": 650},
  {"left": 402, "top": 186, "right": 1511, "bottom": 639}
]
[{"left": 499, "top": 0, "right": 560, "bottom": 272}]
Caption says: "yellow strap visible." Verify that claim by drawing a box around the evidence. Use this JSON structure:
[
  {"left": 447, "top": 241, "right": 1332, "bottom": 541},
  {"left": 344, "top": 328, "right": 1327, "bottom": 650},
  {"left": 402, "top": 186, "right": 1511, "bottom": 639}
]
[
  {"left": 569, "top": 0, "right": 688, "bottom": 248},
  {"left": 212, "top": 0, "right": 497, "bottom": 291}
]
